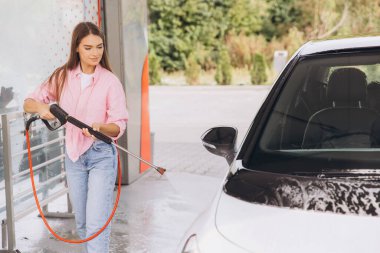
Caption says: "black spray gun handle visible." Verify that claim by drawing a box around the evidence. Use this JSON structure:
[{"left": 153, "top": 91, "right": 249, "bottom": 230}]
[
  {"left": 25, "top": 114, "right": 40, "bottom": 131},
  {"left": 25, "top": 115, "right": 63, "bottom": 132},
  {"left": 49, "top": 104, "right": 112, "bottom": 144},
  {"left": 67, "top": 116, "right": 112, "bottom": 144}
]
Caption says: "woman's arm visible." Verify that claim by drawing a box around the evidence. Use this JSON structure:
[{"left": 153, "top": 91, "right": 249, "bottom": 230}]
[
  {"left": 23, "top": 98, "right": 55, "bottom": 120},
  {"left": 83, "top": 122, "right": 120, "bottom": 138},
  {"left": 94, "top": 122, "right": 120, "bottom": 137}
]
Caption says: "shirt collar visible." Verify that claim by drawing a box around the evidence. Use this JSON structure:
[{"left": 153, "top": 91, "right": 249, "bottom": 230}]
[{"left": 72, "top": 64, "right": 103, "bottom": 83}]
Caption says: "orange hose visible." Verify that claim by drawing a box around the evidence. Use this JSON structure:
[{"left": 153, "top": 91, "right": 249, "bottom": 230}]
[{"left": 26, "top": 130, "right": 122, "bottom": 244}]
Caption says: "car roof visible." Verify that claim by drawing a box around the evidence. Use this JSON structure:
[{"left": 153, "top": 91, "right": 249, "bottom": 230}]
[{"left": 299, "top": 36, "right": 380, "bottom": 56}]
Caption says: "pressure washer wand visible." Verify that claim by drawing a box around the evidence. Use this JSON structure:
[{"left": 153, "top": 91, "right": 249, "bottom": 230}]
[
  {"left": 49, "top": 104, "right": 166, "bottom": 175},
  {"left": 111, "top": 143, "right": 166, "bottom": 175}
]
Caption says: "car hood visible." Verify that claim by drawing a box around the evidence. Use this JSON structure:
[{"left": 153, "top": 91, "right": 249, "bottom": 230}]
[{"left": 215, "top": 170, "right": 380, "bottom": 253}]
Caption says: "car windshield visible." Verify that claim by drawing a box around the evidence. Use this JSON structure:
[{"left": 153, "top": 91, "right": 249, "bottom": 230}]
[{"left": 246, "top": 50, "right": 380, "bottom": 173}]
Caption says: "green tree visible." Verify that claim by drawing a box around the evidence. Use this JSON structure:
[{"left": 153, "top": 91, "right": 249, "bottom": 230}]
[
  {"left": 215, "top": 48, "right": 232, "bottom": 85},
  {"left": 148, "top": 50, "right": 161, "bottom": 85},
  {"left": 261, "top": 0, "right": 302, "bottom": 39},
  {"left": 185, "top": 53, "right": 201, "bottom": 85},
  {"left": 250, "top": 53, "right": 267, "bottom": 85},
  {"left": 148, "top": 0, "right": 264, "bottom": 72},
  {"left": 227, "top": 0, "right": 263, "bottom": 35}
]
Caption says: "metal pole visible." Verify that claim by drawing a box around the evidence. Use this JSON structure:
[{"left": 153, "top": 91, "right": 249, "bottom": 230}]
[
  {"left": 1, "top": 220, "right": 6, "bottom": 249},
  {"left": 1, "top": 114, "right": 16, "bottom": 250}
]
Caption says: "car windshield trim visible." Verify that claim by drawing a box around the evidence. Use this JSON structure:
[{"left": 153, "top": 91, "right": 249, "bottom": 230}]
[{"left": 272, "top": 149, "right": 380, "bottom": 152}]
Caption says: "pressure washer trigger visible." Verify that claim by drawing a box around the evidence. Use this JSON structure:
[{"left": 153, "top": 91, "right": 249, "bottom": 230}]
[{"left": 41, "top": 118, "right": 63, "bottom": 131}]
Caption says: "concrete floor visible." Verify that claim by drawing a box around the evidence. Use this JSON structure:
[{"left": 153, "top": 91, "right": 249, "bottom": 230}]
[{"left": 9, "top": 85, "right": 271, "bottom": 253}]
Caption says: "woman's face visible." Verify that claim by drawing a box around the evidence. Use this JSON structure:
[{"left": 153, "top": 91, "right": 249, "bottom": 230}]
[{"left": 76, "top": 34, "right": 104, "bottom": 72}]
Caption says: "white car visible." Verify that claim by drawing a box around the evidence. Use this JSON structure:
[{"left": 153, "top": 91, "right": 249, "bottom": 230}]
[{"left": 179, "top": 36, "right": 380, "bottom": 253}]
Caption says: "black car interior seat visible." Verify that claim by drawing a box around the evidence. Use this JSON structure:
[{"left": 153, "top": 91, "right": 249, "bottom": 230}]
[
  {"left": 367, "top": 81, "right": 380, "bottom": 113},
  {"left": 281, "top": 79, "right": 327, "bottom": 149},
  {"left": 302, "top": 68, "right": 380, "bottom": 149}
]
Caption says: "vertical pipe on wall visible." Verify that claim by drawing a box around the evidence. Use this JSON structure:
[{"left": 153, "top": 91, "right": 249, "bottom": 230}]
[
  {"left": 140, "top": 55, "right": 151, "bottom": 173},
  {"left": 97, "top": 0, "right": 102, "bottom": 28}
]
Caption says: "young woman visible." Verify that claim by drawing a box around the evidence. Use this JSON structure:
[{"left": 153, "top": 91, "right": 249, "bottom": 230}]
[{"left": 23, "top": 22, "right": 128, "bottom": 253}]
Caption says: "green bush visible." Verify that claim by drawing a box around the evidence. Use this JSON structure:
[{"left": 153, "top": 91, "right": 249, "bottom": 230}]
[
  {"left": 149, "top": 50, "right": 161, "bottom": 85},
  {"left": 148, "top": 0, "right": 380, "bottom": 79},
  {"left": 148, "top": 0, "right": 263, "bottom": 72},
  {"left": 215, "top": 49, "right": 232, "bottom": 85},
  {"left": 250, "top": 53, "right": 268, "bottom": 85},
  {"left": 185, "top": 53, "right": 201, "bottom": 85}
]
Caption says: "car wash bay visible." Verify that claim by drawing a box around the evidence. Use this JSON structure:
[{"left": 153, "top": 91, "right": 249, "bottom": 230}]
[{"left": 13, "top": 85, "right": 270, "bottom": 253}]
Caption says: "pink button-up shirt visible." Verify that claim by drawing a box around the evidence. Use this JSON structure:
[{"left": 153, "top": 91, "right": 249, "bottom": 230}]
[{"left": 26, "top": 64, "right": 128, "bottom": 162}]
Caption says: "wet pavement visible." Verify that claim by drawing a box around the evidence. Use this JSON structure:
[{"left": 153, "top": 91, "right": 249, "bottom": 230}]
[{"left": 12, "top": 85, "right": 271, "bottom": 253}]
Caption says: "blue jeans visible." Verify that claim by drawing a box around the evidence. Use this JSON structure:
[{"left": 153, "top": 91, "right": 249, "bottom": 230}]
[{"left": 65, "top": 140, "right": 117, "bottom": 253}]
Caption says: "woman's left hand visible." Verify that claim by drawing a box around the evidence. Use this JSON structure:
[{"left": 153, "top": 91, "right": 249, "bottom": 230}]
[{"left": 82, "top": 123, "right": 103, "bottom": 140}]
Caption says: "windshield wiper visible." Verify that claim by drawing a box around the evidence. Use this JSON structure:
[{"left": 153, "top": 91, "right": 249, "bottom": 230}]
[{"left": 291, "top": 169, "right": 380, "bottom": 181}]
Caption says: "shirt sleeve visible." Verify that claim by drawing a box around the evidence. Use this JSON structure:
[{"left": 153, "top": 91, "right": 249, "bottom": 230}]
[
  {"left": 106, "top": 79, "right": 129, "bottom": 140},
  {"left": 25, "top": 80, "right": 57, "bottom": 104}
]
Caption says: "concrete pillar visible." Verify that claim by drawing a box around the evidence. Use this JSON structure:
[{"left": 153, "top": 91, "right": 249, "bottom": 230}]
[{"left": 104, "top": 0, "right": 151, "bottom": 184}]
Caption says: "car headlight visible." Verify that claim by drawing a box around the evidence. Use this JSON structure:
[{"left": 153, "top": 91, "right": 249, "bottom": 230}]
[{"left": 182, "top": 234, "right": 201, "bottom": 253}]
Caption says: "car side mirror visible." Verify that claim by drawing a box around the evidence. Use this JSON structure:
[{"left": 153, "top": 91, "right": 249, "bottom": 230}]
[{"left": 201, "top": 126, "right": 237, "bottom": 165}]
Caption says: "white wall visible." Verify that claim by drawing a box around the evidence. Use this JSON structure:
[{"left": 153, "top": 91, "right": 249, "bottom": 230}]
[{"left": 0, "top": 0, "right": 99, "bottom": 111}]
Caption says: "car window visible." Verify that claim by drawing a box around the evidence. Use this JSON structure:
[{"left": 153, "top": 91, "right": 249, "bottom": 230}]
[{"left": 246, "top": 51, "right": 380, "bottom": 173}]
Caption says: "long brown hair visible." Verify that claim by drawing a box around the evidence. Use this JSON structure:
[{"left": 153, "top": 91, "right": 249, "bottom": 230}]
[{"left": 48, "top": 22, "right": 112, "bottom": 102}]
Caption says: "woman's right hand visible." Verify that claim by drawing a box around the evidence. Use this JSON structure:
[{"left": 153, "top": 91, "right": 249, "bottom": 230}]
[
  {"left": 38, "top": 103, "right": 55, "bottom": 120},
  {"left": 23, "top": 99, "right": 55, "bottom": 120}
]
